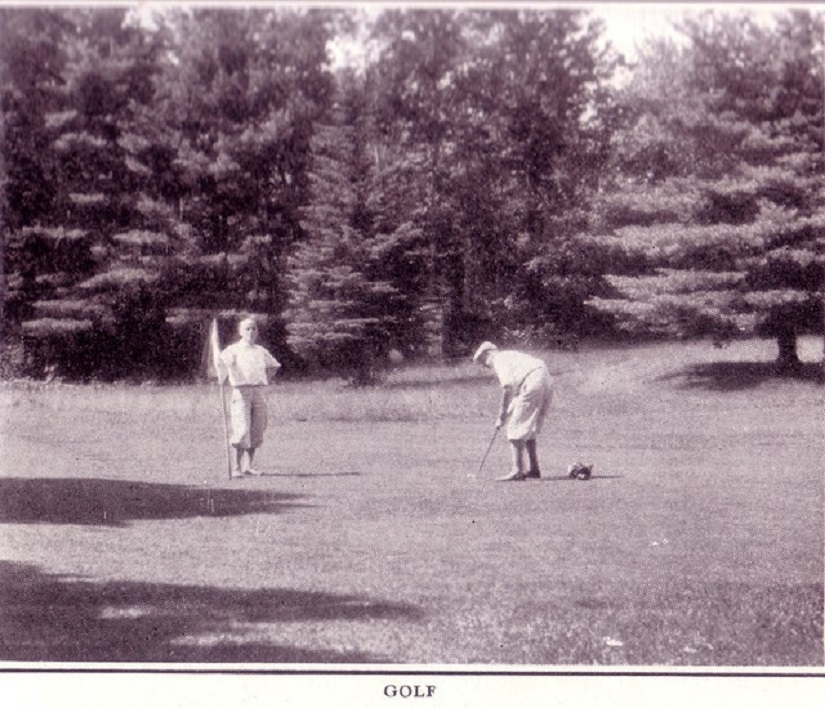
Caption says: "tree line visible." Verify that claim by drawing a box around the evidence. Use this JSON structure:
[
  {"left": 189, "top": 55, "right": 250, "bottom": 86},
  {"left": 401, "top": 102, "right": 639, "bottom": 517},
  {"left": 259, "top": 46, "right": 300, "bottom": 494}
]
[{"left": 1, "top": 6, "right": 822, "bottom": 382}]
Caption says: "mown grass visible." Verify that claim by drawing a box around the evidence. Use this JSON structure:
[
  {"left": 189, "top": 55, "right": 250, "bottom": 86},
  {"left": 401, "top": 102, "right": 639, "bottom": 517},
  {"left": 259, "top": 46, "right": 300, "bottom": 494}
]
[{"left": 0, "top": 337, "right": 822, "bottom": 666}]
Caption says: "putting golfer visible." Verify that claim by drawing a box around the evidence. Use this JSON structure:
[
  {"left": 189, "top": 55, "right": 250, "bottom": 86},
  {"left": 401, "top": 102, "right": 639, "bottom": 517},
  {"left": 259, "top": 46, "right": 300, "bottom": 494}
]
[
  {"left": 473, "top": 341, "right": 552, "bottom": 481},
  {"left": 217, "top": 317, "right": 281, "bottom": 477}
]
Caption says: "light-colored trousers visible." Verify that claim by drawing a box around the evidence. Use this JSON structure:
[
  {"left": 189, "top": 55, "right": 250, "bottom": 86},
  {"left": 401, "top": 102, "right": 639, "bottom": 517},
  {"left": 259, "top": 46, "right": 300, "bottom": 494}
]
[
  {"left": 229, "top": 386, "right": 268, "bottom": 450},
  {"left": 506, "top": 367, "right": 552, "bottom": 441}
]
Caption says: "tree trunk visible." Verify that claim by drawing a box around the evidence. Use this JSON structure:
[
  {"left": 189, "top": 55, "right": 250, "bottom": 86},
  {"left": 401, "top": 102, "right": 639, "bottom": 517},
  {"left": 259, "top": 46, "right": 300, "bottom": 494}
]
[{"left": 776, "top": 327, "right": 801, "bottom": 371}]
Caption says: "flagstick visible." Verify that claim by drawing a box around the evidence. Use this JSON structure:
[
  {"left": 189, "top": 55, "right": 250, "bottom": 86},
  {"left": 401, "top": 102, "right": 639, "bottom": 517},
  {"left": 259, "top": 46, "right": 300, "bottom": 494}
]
[
  {"left": 208, "top": 317, "right": 234, "bottom": 479},
  {"left": 219, "top": 380, "right": 233, "bottom": 479}
]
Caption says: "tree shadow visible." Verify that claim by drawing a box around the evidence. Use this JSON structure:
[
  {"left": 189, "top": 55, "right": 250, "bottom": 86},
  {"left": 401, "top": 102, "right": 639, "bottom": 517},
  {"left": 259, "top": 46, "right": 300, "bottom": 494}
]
[
  {"left": 0, "top": 561, "right": 423, "bottom": 663},
  {"left": 0, "top": 478, "right": 307, "bottom": 527},
  {"left": 660, "top": 361, "right": 823, "bottom": 391}
]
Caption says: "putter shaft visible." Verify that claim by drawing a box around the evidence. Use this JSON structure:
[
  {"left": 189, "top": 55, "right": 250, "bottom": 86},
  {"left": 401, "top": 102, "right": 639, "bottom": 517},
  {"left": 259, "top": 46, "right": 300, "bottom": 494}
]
[{"left": 475, "top": 427, "right": 499, "bottom": 476}]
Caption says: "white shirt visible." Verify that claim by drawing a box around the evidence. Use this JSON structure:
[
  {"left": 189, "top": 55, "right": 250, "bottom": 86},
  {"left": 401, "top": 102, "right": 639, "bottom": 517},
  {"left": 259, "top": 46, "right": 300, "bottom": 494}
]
[
  {"left": 219, "top": 341, "right": 281, "bottom": 386},
  {"left": 488, "top": 350, "right": 547, "bottom": 390}
]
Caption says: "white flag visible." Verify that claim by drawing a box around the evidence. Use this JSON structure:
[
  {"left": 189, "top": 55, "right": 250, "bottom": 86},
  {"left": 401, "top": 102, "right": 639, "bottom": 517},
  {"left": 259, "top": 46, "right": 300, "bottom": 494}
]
[{"left": 203, "top": 318, "right": 224, "bottom": 379}]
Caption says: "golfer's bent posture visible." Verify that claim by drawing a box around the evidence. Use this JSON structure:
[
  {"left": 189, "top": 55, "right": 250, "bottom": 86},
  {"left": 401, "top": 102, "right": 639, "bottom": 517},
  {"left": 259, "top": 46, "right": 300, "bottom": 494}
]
[
  {"left": 218, "top": 317, "right": 281, "bottom": 477},
  {"left": 473, "top": 341, "right": 552, "bottom": 481}
]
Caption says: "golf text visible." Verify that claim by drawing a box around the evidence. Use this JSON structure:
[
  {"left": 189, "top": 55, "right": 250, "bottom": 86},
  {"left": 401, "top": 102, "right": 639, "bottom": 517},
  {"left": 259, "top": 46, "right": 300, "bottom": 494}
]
[{"left": 383, "top": 685, "right": 436, "bottom": 698}]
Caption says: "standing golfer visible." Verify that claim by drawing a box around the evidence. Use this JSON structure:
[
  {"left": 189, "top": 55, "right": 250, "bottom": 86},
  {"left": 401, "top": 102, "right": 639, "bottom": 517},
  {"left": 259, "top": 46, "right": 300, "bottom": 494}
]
[
  {"left": 473, "top": 341, "right": 552, "bottom": 481},
  {"left": 218, "top": 317, "right": 281, "bottom": 477}
]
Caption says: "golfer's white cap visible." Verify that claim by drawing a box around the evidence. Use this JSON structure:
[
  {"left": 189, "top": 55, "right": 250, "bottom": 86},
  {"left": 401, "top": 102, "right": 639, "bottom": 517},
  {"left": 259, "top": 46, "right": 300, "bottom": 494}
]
[{"left": 472, "top": 341, "right": 497, "bottom": 363}]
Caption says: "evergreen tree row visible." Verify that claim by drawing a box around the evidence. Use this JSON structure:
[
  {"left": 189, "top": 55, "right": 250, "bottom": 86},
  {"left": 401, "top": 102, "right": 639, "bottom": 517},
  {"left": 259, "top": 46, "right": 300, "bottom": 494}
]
[{"left": 1, "top": 6, "right": 822, "bottom": 382}]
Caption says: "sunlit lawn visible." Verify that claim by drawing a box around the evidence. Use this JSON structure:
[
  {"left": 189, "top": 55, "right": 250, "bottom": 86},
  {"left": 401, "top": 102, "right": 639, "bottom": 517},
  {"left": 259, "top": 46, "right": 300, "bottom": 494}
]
[{"left": 0, "top": 337, "right": 822, "bottom": 665}]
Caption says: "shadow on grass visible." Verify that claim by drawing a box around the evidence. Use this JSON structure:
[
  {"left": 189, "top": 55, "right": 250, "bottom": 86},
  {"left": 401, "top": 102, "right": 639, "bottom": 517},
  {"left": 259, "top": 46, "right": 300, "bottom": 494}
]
[
  {"left": 661, "top": 361, "right": 823, "bottom": 391},
  {"left": 0, "top": 478, "right": 305, "bottom": 527},
  {"left": 262, "top": 471, "right": 362, "bottom": 478},
  {"left": 0, "top": 561, "right": 422, "bottom": 663},
  {"left": 539, "top": 475, "right": 623, "bottom": 482}
]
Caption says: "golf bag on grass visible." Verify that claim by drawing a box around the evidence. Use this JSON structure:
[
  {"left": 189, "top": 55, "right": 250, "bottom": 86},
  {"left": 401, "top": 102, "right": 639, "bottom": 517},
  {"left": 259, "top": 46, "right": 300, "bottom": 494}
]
[{"left": 567, "top": 462, "right": 593, "bottom": 480}]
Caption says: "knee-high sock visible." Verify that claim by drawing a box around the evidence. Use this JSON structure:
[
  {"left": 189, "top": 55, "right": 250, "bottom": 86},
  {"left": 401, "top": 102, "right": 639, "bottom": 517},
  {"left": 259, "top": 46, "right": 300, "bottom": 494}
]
[
  {"left": 526, "top": 439, "right": 539, "bottom": 472},
  {"left": 510, "top": 441, "right": 525, "bottom": 473}
]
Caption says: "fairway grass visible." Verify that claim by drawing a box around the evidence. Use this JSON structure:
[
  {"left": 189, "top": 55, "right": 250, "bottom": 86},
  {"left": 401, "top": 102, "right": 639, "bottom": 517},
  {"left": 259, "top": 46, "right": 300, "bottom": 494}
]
[{"left": 0, "top": 338, "right": 822, "bottom": 666}]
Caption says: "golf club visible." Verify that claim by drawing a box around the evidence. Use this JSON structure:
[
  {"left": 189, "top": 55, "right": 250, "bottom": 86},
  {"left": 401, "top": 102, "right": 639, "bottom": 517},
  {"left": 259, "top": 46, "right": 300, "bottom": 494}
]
[{"left": 469, "top": 427, "right": 499, "bottom": 479}]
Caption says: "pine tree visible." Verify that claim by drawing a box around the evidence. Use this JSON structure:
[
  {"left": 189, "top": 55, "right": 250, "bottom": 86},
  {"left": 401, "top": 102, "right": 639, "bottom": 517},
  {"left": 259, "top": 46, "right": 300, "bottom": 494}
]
[
  {"left": 588, "top": 10, "right": 824, "bottom": 369},
  {"left": 286, "top": 72, "right": 421, "bottom": 383},
  {"left": 1, "top": 7, "right": 178, "bottom": 377},
  {"left": 2, "top": 7, "right": 336, "bottom": 378},
  {"left": 1, "top": 8, "right": 70, "bottom": 337}
]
